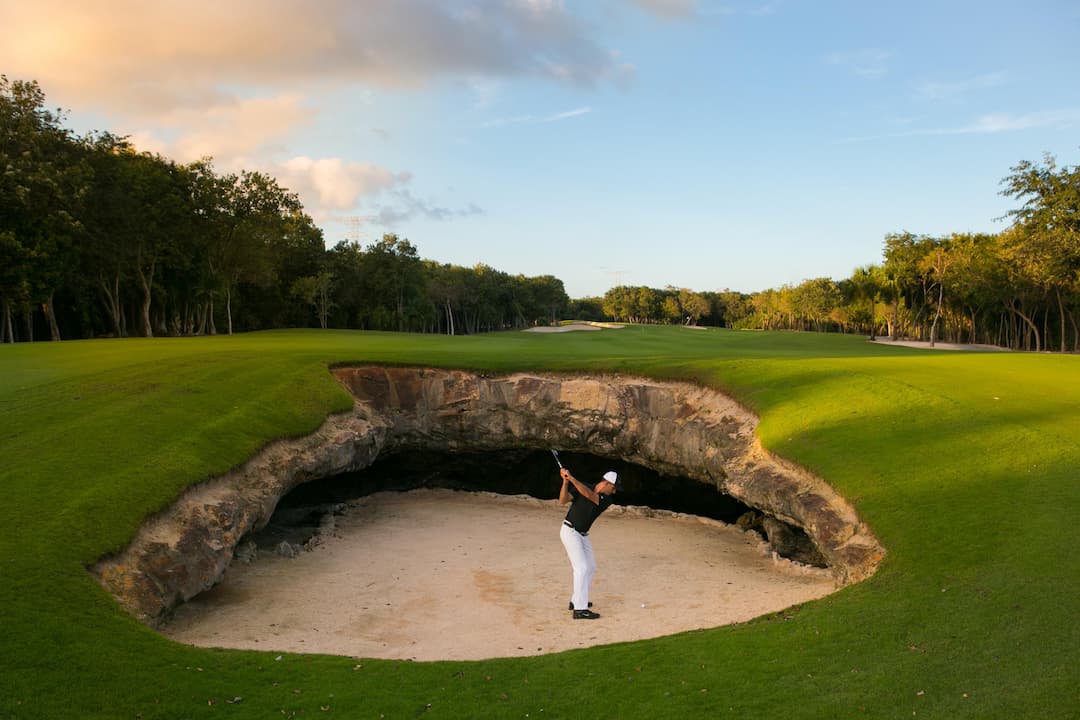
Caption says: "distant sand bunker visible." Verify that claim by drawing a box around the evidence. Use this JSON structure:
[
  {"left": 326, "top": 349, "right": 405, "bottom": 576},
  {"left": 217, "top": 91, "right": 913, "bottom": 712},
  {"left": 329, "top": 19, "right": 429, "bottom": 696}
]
[
  {"left": 162, "top": 489, "right": 835, "bottom": 661},
  {"left": 524, "top": 321, "right": 624, "bottom": 333}
]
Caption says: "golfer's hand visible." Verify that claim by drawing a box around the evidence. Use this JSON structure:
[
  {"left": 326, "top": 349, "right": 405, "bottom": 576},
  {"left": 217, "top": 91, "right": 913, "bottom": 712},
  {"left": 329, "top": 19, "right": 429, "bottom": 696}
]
[{"left": 560, "top": 468, "right": 571, "bottom": 482}]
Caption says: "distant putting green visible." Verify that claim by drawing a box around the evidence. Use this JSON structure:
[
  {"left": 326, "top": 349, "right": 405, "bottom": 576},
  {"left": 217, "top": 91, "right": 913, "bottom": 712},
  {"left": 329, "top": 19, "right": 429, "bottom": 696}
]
[{"left": 1, "top": 327, "right": 1076, "bottom": 719}]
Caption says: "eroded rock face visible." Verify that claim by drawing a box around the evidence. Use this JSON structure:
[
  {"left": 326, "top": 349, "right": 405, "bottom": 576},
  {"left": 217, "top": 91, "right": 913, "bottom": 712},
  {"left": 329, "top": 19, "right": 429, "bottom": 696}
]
[{"left": 92, "top": 367, "right": 885, "bottom": 626}]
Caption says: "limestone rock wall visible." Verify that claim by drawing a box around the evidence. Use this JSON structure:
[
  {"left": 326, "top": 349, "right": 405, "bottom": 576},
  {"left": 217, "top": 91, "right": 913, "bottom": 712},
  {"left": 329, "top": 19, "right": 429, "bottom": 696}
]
[{"left": 93, "top": 367, "right": 884, "bottom": 626}]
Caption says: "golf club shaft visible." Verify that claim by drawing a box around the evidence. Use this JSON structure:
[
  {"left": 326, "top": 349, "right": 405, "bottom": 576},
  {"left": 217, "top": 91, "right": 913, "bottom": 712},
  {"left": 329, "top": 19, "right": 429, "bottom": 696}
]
[{"left": 551, "top": 449, "right": 563, "bottom": 469}]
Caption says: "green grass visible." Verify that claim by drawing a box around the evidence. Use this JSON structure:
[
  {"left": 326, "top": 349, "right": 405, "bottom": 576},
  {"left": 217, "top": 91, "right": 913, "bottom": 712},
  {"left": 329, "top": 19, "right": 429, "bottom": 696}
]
[{"left": 1, "top": 327, "right": 1077, "bottom": 719}]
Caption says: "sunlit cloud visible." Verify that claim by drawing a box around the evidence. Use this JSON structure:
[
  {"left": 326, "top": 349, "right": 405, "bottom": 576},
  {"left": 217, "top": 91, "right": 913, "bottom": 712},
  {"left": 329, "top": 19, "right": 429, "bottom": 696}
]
[
  {"left": 0, "top": 0, "right": 632, "bottom": 119},
  {"left": 0, "top": 0, "right": 617, "bottom": 226},
  {"left": 275, "top": 157, "right": 410, "bottom": 215},
  {"left": 126, "top": 94, "right": 316, "bottom": 167}
]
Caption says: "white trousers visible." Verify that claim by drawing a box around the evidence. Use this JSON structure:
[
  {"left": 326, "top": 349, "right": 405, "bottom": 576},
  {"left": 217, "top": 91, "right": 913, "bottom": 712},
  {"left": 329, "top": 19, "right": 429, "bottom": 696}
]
[{"left": 560, "top": 523, "right": 596, "bottom": 610}]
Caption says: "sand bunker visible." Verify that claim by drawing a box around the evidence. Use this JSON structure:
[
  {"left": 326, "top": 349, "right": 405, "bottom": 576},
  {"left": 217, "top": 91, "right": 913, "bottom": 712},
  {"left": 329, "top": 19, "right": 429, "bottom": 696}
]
[
  {"left": 870, "top": 338, "right": 1006, "bottom": 351},
  {"left": 162, "top": 489, "right": 834, "bottom": 661},
  {"left": 524, "top": 321, "right": 624, "bottom": 333}
]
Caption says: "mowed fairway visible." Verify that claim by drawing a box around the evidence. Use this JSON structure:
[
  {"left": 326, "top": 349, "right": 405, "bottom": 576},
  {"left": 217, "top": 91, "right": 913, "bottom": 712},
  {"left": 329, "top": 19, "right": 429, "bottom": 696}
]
[{"left": 1, "top": 327, "right": 1077, "bottom": 719}]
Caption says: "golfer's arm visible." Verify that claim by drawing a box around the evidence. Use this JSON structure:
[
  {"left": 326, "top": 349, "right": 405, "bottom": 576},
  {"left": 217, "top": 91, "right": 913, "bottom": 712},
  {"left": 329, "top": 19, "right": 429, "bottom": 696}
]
[
  {"left": 559, "top": 480, "right": 572, "bottom": 504},
  {"left": 569, "top": 476, "right": 600, "bottom": 505}
]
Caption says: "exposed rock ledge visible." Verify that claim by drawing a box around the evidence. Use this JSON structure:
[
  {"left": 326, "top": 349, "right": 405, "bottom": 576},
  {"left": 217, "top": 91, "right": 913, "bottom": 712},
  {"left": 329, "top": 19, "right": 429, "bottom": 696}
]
[{"left": 92, "top": 367, "right": 885, "bottom": 627}]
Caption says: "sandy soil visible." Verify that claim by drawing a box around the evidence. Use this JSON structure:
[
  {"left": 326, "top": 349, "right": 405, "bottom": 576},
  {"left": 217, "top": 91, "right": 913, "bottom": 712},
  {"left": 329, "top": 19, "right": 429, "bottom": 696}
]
[
  {"left": 870, "top": 338, "right": 1007, "bottom": 351},
  {"left": 524, "top": 322, "right": 624, "bottom": 333},
  {"left": 162, "top": 489, "right": 835, "bottom": 661}
]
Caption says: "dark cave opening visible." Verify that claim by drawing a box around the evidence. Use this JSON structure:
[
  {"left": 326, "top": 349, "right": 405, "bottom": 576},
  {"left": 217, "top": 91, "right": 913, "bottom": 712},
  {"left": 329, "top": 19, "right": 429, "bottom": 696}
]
[
  {"left": 278, "top": 449, "right": 753, "bottom": 519},
  {"left": 249, "top": 450, "right": 827, "bottom": 568}
]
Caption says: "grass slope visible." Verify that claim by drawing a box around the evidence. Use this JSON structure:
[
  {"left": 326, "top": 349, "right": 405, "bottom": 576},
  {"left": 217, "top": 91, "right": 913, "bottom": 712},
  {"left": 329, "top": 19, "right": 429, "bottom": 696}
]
[{"left": 1, "top": 327, "right": 1077, "bottom": 719}]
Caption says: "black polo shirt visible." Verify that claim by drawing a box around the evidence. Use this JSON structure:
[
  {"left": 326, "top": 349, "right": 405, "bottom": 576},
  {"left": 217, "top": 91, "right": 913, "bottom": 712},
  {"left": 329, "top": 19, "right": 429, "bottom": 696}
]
[{"left": 564, "top": 482, "right": 614, "bottom": 534}]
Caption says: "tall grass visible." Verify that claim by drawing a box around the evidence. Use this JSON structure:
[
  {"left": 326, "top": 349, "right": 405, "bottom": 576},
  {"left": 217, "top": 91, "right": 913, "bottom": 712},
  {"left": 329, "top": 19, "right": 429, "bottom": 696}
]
[{"left": 1, "top": 327, "right": 1076, "bottom": 718}]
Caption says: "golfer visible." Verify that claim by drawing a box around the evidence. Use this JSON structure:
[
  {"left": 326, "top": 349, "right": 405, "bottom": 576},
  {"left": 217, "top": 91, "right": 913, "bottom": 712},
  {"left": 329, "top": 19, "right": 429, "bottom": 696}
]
[{"left": 558, "top": 466, "right": 618, "bottom": 620}]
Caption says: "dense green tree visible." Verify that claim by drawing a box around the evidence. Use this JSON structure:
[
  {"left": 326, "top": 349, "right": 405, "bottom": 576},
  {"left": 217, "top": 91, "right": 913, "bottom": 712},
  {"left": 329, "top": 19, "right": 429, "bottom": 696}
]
[
  {"left": 527, "top": 275, "right": 569, "bottom": 326},
  {"left": 357, "top": 234, "right": 425, "bottom": 331},
  {"left": 291, "top": 271, "right": 336, "bottom": 329},
  {"left": 1000, "top": 154, "right": 1080, "bottom": 351},
  {"left": 567, "top": 296, "right": 605, "bottom": 322},
  {"left": 0, "top": 76, "right": 88, "bottom": 340},
  {"left": 847, "top": 265, "right": 881, "bottom": 339}
]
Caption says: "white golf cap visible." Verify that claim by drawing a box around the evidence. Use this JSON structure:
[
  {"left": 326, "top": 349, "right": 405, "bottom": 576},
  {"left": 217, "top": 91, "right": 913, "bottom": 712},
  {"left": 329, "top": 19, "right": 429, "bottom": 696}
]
[{"left": 602, "top": 471, "right": 618, "bottom": 483}]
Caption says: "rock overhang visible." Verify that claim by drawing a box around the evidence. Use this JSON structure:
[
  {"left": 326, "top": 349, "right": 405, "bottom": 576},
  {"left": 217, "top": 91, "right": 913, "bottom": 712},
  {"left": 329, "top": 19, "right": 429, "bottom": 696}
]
[{"left": 93, "top": 366, "right": 885, "bottom": 627}]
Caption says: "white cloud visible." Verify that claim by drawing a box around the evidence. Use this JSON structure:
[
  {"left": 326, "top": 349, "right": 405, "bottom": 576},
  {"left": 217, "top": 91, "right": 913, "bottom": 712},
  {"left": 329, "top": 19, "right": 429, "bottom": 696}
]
[
  {"left": 275, "top": 157, "right": 409, "bottom": 215},
  {"left": 267, "top": 157, "right": 483, "bottom": 228},
  {"left": 835, "top": 108, "right": 1080, "bottom": 143},
  {"left": 827, "top": 49, "right": 892, "bottom": 79},
  {"left": 483, "top": 106, "right": 592, "bottom": 128},
  {"left": 916, "top": 72, "right": 1009, "bottom": 102},
  {"left": 629, "top": 0, "right": 699, "bottom": 19},
  {"left": 954, "top": 109, "right": 1080, "bottom": 134}
]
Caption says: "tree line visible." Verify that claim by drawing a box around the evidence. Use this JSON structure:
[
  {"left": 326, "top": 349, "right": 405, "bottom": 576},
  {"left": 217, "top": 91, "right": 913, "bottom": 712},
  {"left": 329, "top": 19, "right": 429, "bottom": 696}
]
[
  {"left": 4, "top": 76, "right": 1077, "bottom": 350},
  {"left": 577, "top": 155, "right": 1078, "bottom": 352},
  {"left": 1, "top": 76, "right": 568, "bottom": 341}
]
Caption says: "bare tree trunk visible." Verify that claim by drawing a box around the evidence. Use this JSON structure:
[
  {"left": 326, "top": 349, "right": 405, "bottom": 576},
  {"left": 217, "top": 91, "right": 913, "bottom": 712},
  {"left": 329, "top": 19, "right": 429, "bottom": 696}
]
[
  {"left": 99, "top": 272, "right": 124, "bottom": 337},
  {"left": 23, "top": 304, "right": 33, "bottom": 342},
  {"left": 1056, "top": 288, "right": 1066, "bottom": 353},
  {"left": 928, "top": 284, "right": 943, "bottom": 347},
  {"left": 1, "top": 299, "right": 13, "bottom": 343},
  {"left": 44, "top": 292, "right": 61, "bottom": 341},
  {"left": 868, "top": 297, "right": 876, "bottom": 340},
  {"left": 195, "top": 303, "right": 207, "bottom": 335},
  {"left": 134, "top": 253, "right": 156, "bottom": 337},
  {"left": 225, "top": 285, "right": 233, "bottom": 335},
  {"left": 318, "top": 284, "right": 329, "bottom": 329},
  {"left": 1070, "top": 309, "right": 1079, "bottom": 352},
  {"left": 208, "top": 296, "right": 217, "bottom": 335},
  {"left": 1007, "top": 301, "right": 1041, "bottom": 351},
  {"left": 397, "top": 289, "right": 405, "bottom": 332}
]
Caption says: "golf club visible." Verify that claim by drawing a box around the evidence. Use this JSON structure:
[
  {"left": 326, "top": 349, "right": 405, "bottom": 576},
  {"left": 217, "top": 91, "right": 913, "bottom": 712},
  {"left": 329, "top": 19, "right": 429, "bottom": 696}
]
[{"left": 551, "top": 449, "right": 563, "bottom": 469}]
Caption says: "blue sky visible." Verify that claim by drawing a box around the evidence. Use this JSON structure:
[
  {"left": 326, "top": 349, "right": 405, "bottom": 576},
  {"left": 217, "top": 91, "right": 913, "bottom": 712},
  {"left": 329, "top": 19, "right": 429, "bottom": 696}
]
[{"left": 3, "top": 0, "right": 1079, "bottom": 297}]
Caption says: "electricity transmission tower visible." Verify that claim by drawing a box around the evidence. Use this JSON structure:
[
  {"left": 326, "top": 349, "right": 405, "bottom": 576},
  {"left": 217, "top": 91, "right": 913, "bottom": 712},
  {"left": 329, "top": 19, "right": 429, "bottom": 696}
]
[{"left": 344, "top": 215, "right": 365, "bottom": 244}]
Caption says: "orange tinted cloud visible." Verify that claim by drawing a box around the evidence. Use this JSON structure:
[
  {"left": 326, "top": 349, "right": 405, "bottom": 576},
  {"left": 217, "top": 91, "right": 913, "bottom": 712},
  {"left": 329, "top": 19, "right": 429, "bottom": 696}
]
[{"left": 1, "top": 0, "right": 630, "bottom": 115}]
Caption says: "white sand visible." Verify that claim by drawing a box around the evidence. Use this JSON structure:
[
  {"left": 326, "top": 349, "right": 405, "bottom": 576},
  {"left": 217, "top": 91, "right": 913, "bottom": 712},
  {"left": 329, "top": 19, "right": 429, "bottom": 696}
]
[
  {"left": 162, "top": 489, "right": 835, "bottom": 661},
  {"left": 524, "top": 322, "right": 624, "bottom": 333},
  {"left": 870, "top": 338, "right": 1007, "bottom": 351}
]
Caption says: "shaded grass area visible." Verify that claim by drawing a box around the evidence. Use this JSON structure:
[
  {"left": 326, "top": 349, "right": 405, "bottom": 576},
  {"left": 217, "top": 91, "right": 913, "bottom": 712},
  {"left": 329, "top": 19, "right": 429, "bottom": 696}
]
[{"left": 1, "top": 327, "right": 1077, "bottom": 718}]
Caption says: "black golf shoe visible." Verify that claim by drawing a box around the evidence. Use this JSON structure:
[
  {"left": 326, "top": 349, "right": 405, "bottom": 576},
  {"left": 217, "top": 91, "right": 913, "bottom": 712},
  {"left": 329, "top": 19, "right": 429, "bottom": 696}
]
[{"left": 572, "top": 609, "right": 600, "bottom": 620}]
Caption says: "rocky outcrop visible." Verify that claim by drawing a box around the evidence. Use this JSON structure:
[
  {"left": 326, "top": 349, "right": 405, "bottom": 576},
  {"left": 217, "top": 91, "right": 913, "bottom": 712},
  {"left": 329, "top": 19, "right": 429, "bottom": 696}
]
[{"left": 92, "top": 367, "right": 885, "bottom": 626}]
